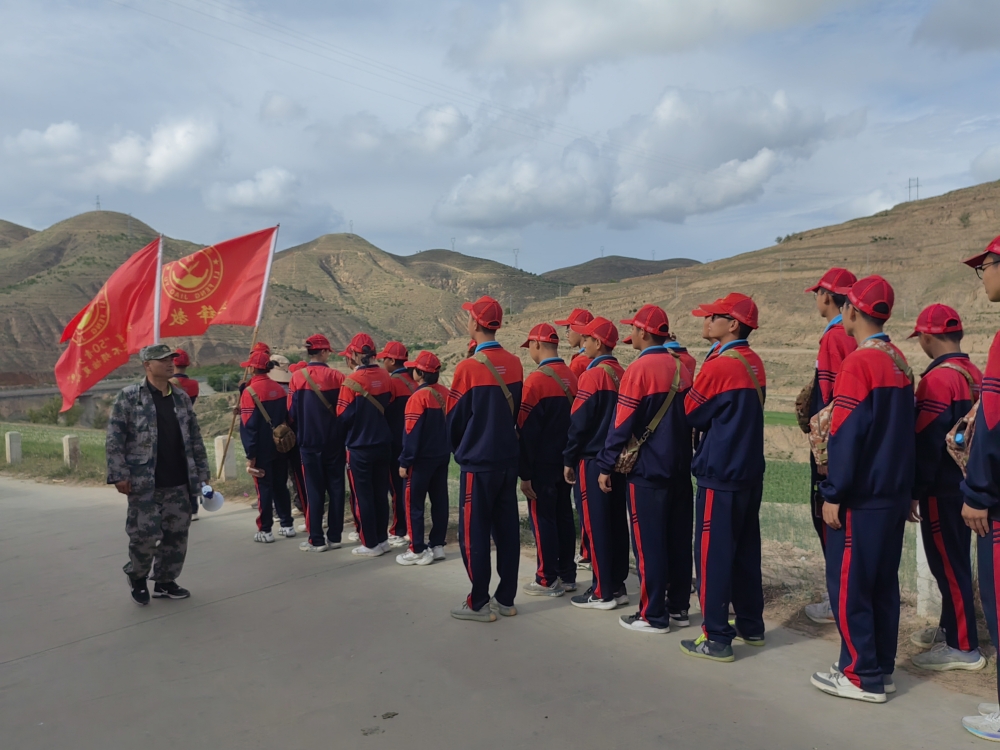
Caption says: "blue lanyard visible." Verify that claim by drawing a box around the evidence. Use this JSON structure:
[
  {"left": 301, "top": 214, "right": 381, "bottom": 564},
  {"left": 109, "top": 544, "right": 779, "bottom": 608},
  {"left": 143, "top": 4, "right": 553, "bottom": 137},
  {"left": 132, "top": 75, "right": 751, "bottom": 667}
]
[
  {"left": 823, "top": 315, "right": 843, "bottom": 335},
  {"left": 639, "top": 345, "right": 668, "bottom": 358},
  {"left": 864, "top": 333, "right": 889, "bottom": 343},
  {"left": 588, "top": 355, "right": 616, "bottom": 369},
  {"left": 718, "top": 339, "right": 748, "bottom": 354},
  {"left": 539, "top": 357, "right": 563, "bottom": 366},
  {"left": 474, "top": 341, "right": 501, "bottom": 354}
]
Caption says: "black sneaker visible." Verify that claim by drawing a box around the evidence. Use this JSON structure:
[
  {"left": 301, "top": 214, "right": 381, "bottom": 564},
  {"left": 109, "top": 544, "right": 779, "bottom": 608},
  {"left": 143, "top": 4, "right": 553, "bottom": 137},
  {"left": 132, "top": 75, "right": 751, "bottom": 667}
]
[
  {"left": 129, "top": 576, "right": 150, "bottom": 606},
  {"left": 571, "top": 587, "right": 617, "bottom": 610},
  {"left": 153, "top": 581, "right": 191, "bottom": 599},
  {"left": 669, "top": 609, "right": 691, "bottom": 627}
]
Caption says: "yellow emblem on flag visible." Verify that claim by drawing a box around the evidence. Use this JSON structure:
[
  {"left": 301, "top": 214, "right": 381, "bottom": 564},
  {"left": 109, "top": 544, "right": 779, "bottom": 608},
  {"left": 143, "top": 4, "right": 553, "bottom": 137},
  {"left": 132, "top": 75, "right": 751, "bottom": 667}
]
[{"left": 163, "top": 245, "right": 225, "bottom": 303}]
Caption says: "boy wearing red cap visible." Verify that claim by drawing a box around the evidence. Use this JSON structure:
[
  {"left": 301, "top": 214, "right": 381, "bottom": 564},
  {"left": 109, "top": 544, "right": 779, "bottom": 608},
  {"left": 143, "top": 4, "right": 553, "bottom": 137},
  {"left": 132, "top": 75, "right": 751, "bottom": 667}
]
[
  {"left": 240, "top": 350, "right": 295, "bottom": 543},
  {"left": 907, "top": 304, "right": 984, "bottom": 671},
  {"left": 169, "top": 349, "right": 201, "bottom": 517},
  {"left": 288, "top": 334, "right": 347, "bottom": 552},
  {"left": 691, "top": 305, "right": 721, "bottom": 367},
  {"left": 809, "top": 275, "right": 914, "bottom": 703},
  {"left": 960, "top": 236, "right": 1000, "bottom": 740},
  {"left": 681, "top": 293, "right": 766, "bottom": 662},
  {"left": 555, "top": 308, "right": 595, "bottom": 378},
  {"left": 447, "top": 296, "right": 524, "bottom": 622},
  {"left": 378, "top": 341, "right": 417, "bottom": 548},
  {"left": 337, "top": 333, "right": 395, "bottom": 557},
  {"left": 563, "top": 317, "right": 629, "bottom": 609},
  {"left": 518, "top": 323, "right": 579, "bottom": 596},
  {"left": 396, "top": 351, "right": 451, "bottom": 566},
  {"left": 597, "top": 304, "right": 693, "bottom": 633},
  {"left": 803, "top": 269, "right": 859, "bottom": 624}
]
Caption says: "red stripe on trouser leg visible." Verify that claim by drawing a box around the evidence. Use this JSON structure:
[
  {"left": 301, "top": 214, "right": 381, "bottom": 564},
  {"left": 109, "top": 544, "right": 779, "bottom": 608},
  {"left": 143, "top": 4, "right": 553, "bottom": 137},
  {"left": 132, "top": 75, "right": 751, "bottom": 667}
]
[
  {"left": 462, "top": 473, "right": 474, "bottom": 583},
  {"left": 579, "top": 459, "right": 602, "bottom": 599},
  {"left": 253, "top": 476, "right": 264, "bottom": 531},
  {"left": 301, "top": 464, "right": 311, "bottom": 533},
  {"left": 529, "top": 498, "right": 547, "bottom": 585},
  {"left": 388, "top": 468, "right": 398, "bottom": 534},
  {"left": 838, "top": 509, "right": 861, "bottom": 687},
  {"left": 993, "top": 522, "right": 1000, "bottom": 658},
  {"left": 928, "top": 497, "right": 972, "bottom": 651},
  {"left": 629, "top": 483, "right": 649, "bottom": 620},
  {"left": 405, "top": 471, "right": 415, "bottom": 553},
  {"left": 347, "top": 464, "right": 366, "bottom": 547},
  {"left": 699, "top": 489, "right": 714, "bottom": 636}
]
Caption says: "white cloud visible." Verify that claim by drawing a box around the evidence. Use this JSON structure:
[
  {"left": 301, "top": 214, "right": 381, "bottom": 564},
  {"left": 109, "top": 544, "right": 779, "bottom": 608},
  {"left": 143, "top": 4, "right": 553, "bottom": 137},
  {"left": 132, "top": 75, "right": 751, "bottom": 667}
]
[
  {"left": 914, "top": 0, "right": 1000, "bottom": 52},
  {"left": 326, "top": 105, "right": 471, "bottom": 157},
  {"left": 205, "top": 167, "right": 298, "bottom": 211},
  {"left": 971, "top": 146, "right": 1000, "bottom": 182},
  {"left": 260, "top": 92, "right": 306, "bottom": 125},
  {"left": 4, "top": 121, "right": 81, "bottom": 156}
]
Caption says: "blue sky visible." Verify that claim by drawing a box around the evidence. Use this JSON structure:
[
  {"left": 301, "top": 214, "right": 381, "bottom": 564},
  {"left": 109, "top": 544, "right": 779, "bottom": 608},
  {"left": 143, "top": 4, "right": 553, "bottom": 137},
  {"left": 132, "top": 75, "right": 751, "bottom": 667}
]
[{"left": 1, "top": 0, "right": 999, "bottom": 273}]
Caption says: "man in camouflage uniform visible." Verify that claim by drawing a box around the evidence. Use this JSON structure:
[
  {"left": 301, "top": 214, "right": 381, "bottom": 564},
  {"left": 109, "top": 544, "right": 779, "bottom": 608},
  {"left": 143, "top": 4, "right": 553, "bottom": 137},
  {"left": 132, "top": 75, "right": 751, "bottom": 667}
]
[{"left": 107, "top": 344, "right": 210, "bottom": 605}]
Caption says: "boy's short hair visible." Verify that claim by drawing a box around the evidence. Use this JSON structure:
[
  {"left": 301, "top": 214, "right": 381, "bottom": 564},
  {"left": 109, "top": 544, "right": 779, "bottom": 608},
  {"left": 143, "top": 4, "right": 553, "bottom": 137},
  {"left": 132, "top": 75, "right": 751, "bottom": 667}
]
[
  {"left": 934, "top": 331, "right": 964, "bottom": 344},
  {"left": 856, "top": 308, "right": 885, "bottom": 327},
  {"left": 830, "top": 292, "right": 848, "bottom": 308},
  {"left": 649, "top": 333, "right": 667, "bottom": 346},
  {"left": 736, "top": 322, "right": 754, "bottom": 340},
  {"left": 417, "top": 369, "right": 439, "bottom": 385},
  {"left": 306, "top": 347, "right": 322, "bottom": 356}
]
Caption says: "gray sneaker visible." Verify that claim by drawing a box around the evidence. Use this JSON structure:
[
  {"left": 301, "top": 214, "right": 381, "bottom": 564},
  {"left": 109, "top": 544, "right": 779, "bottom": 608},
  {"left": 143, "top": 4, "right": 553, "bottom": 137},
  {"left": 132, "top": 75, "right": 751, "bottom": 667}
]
[
  {"left": 911, "top": 643, "right": 986, "bottom": 672},
  {"left": 451, "top": 601, "right": 497, "bottom": 622},
  {"left": 909, "top": 626, "right": 946, "bottom": 649},
  {"left": 832, "top": 661, "right": 896, "bottom": 693},
  {"left": 523, "top": 580, "right": 565, "bottom": 597},
  {"left": 489, "top": 597, "right": 518, "bottom": 617}
]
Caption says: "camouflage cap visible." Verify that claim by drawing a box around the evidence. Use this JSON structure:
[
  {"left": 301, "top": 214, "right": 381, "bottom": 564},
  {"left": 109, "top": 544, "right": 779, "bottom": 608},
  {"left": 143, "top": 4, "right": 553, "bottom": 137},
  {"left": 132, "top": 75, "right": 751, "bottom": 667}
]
[{"left": 139, "top": 343, "right": 178, "bottom": 362}]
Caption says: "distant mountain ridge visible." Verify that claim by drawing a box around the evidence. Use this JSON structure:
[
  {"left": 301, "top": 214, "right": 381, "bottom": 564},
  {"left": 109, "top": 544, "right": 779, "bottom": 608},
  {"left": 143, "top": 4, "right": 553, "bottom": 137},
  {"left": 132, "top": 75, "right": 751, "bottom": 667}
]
[{"left": 541, "top": 255, "right": 700, "bottom": 285}]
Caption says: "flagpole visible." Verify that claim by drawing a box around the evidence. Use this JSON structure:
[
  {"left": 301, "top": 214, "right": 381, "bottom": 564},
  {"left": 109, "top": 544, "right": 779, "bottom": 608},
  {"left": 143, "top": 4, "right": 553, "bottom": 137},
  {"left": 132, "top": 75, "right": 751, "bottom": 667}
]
[
  {"left": 153, "top": 234, "right": 163, "bottom": 344},
  {"left": 216, "top": 225, "right": 278, "bottom": 480}
]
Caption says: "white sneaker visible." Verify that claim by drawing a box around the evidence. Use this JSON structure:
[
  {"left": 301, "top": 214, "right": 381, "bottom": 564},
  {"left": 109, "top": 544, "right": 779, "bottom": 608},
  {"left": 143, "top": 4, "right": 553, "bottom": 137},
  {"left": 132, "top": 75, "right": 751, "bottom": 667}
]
[
  {"left": 979, "top": 703, "right": 1000, "bottom": 716},
  {"left": 810, "top": 671, "right": 886, "bottom": 703},
  {"left": 296, "top": 523, "right": 307, "bottom": 532},
  {"left": 387, "top": 534, "right": 409, "bottom": 548},
  {"left": 910, "top": 626, "right": 946, "bottom": 649},
  {"left": 614, "top": 590, "right": 630, "bottom": 606},
  {"left": 348, "top": 530, "right": 360, "bottom": 542},
  {"left": 963, "top": 711, "right": 1000, "bottom": 741},
  {"left": 325, "top": 540, "right": 342, "bottom": 550},
  {"left": 396, "top": 548, "right": 434, "bottom": 566},
  {"left": 291, "top": 507, "right": 303, "bottom": 517},
  {"left": 254, "top": 531, "right": 275, "bottom": 543},
  {"left": 299, "top": 540, "right": 328, "bottom": 553},
  {"left": 619, "top": 613, "right": 669, "bottom": 633},
  {"left": 378, "top": 540, "right": 392, "bottom": 553},
  {"left": 351, "top": 545, "right": 384, "bottom": 557},
  {"left": 431, "top": 545, "right": 446, "bottom": 560},
  {"left": 278, "top": 526, "right": 296, "bottom": 538},
  {"left": 805, "top": 596, "right": 836, "bottom": 624},
  {"left": 831, "top": 661, "right": 895, "bottom": 693},
  {"left": 523, "top": 581, "right": 565, "bottom": 597}
]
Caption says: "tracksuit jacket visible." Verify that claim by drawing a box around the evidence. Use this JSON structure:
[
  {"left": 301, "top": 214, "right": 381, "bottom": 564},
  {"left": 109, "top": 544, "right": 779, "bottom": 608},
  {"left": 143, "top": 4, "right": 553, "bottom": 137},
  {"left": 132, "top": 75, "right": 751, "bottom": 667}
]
[
  {"left": 385, "top": 369, "right": 417, "bottom": 452},
  {"left": 564, "top": 355, "right": 625, "bottom": 467},
  {"left": 171, "top": 373, "right": 200, "bottom": 404},
  {"left": 336, "top": 365, "right": 393, "bottom": 449},
  {"left": 239, "top": 374, "right": 288, "bottom": 464},
  {"left": 962, "top": 331, "right": 1000, "bottom": 517},
  {"left": 810, "top": 316, "right": 858, "bottom": 416},
  {"left": 287, "top": 362, "right": 345, "bottom": 453},
  {"left": 665, "top": 342, "right": 697, "bottom": 381},
  {"left": 570, "top": 349, "right": 590, "bottom": 378},
  {"left": 399, "top": 383, "right": 451, "bottom": 468},
  {"left": 518, "top": 358, "right": 578, "bottom": 479}
]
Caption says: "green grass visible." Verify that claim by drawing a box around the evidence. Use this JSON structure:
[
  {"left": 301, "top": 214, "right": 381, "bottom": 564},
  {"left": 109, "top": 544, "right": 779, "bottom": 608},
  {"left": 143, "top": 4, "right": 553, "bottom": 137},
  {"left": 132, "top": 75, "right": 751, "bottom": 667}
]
[
  {"left": 762, "top": 461, "right": 811, "bottom": 504},
  {"left": 764, "top": 411, "right": 798, "bottom": 426}
]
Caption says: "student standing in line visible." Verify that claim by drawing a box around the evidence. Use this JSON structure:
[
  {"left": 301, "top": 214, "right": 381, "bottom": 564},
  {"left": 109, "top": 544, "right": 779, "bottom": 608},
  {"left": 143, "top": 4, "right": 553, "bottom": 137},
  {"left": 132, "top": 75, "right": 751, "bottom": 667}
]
[
  {"left": 959, "top": 235, "right": 1000, "bottom": 741},
  {"left": 337, "top": 333, "right": 395, "bottom": 557},
  {"left": 447, "top": 296, "right": 524, "bottom": 622},
  {"left": 287, "top": 335, "right": 346, "bottom": 552},
  {"left": 518, "top": 323, "right": 579, "bottom": 597},
  {"left": 239, "top": 349, "right": 295, "bottom": 543},
  {"left": 269, "top": 355, "right": 307, "bottom": 519},
  {"left": 170, "top": 348, "right": 201, "bottom": 518},
  {"left": 803, "top": 269, "right": 859, "bottom": 624},
  {"left": 907, "top": 304, "right": 985, "bottom": 671},
  {"left": 680, "top": 293, "right": 766, "bottom": 662},
  {"left": 597, "top": 304, "right": 693, "bottom": 634},
  {"left": 664, "top": 334, "right": 697, "bottom": 381},
  {"left": 692, "top": 304, "right": 721, "bottom": 367},
  {"left": 808, "top": 276, "right": 914, "bottom": 703},
  {"left": 396, "top": 351, "right": 451, "bottom": 566},
  {"left": 379, "top": 341, "right": 417, "bottom": 549},
  {"left": 563, "top": 317, "right": 630, "bottom": 610}
]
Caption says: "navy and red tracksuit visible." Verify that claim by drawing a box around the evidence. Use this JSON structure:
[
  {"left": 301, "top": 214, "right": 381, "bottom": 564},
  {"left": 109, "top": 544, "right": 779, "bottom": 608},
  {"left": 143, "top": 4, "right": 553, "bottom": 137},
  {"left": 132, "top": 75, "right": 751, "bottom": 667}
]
[
  {"left": 447, "top": 341, "right": 524, "bottom": 610},
  {"left": 570, "top": 349, "right": 591, "bottom": 379},
  {"left": 963, "top": 332, "right": 1000, "bottom": 706},
  {"left": 915, "top": 352, "right": 981, "bottom": 653},
  {"left": 809, "top": 316, "right": 858, "bottom": 550},
  {"left": 240, "top": 374, "right": 293, "bottom": 533},
  {"left": 519, "top": 358, "right": 579, "bottom": 588},
  {"left": 399, "top": 383, "right": 451, "bottom": 554},
  {"left": 569, "top": 347, "right": 594, "bottom": 565},
  {"left": 665, "top": 342, "right": 697, "bottom": 381},
  {"left": 565, "top": 354, "right": 627, "bottom": 602},
  {"left": 386, "top": 369, "right": 417, "bottom": 538},
  {"left": 598, "top": 346, "right": 694, "bottom": 629},
  {"left": 337, "top": 365, "right": 394, "bottom": 549},
  {"left": 288, "top": 362, "right": 346, "bottom": 547},
  {"left": 172, "top": 373, "right": 201, "bottom": 510},
  {"left": 685, "top": 340, "right": 766, "bottom": 645},
  {"left": 819, "top": 335, "right": 915, "bottom": 694}
]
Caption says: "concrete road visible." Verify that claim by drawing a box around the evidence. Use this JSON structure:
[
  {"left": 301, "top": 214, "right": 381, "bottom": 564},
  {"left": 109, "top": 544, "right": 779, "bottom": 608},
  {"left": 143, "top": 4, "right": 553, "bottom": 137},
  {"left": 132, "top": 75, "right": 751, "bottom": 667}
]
[{"left": 0, "top": 476, "right": 990, "bottom": 749}]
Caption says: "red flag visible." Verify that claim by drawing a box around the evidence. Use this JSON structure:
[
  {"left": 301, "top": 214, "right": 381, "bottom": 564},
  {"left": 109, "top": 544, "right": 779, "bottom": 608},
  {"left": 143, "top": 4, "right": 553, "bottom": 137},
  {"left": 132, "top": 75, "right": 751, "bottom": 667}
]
[
  {"left": 127, "top": 227, "right": 277, "bottom": 351},
  {"left": 54, "top": 238, "right": 160, "bottom": 411}
]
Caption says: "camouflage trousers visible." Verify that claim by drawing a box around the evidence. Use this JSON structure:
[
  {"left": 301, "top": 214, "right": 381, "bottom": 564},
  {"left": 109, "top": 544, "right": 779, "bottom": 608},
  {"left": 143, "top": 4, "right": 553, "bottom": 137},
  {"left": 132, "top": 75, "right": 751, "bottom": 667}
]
[{"left": 123, "top": 485, "right": 191, "bottom": 582}]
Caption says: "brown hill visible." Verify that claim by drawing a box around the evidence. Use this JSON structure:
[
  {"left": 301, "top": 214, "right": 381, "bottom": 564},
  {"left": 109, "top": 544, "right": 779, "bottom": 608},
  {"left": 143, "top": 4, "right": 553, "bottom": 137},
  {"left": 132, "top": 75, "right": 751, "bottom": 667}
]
[
  {"left": 541, "top": 255, "right": 700, "bottom": 285},
  {"left": 0, "top": 220, "right": 34, "bottom": 249}
]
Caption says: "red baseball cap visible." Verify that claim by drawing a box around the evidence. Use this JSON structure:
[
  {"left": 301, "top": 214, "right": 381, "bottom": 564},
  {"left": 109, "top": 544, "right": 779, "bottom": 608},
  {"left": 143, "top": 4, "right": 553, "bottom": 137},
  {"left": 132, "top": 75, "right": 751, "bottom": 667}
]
[
  {"left": 241, "top": 350, "right": 271, "bottom": 369},
  {"left": 405, "top": 350, "right": 442, "bottom": 373},
  {"left": 339, "top": 332, "right": 377, "bottom": 357},
  {"left": 620, "top": 304, "right": 670, "bottom": 337},
  {"left": 805, "top": 268, "right": 857, "bottom": 294},
  {"left": 288, "top": 361, "right": 307, "bottom": 373},
  {"left": 575, "top": 316, "right": 618, "bottom": 349},
  {"left": 521, "top": 322, "right": 560, "bottom": 348},
  {"left": 173, "top": 348, "right": 191, "bottom": 367},
  {"left": 305, "top": 334, "right": 332, "bottom": 352},
  {"left": 467, "top": 339, "right": 477, "bottom": 352},
  {"left": 252, "top": 341, "right": 271, "bottom": 355},
  {"left": 963, "top": 235, "right": 1000, "bottom": 268},
  {"left": 691, "top": 303, "right": 714, "bottom": 318},
  {"left": 554, "top": 308, "right": 594, "bottom": 327},
  {"left": 845, "top": 275, "right": 894, "bottom": 320},
  {"left": 908, "top": 303, "right": 962, "bottom": 338},
  {"left": 377, "top": 341, "right": 408, "bottom": 361},
  {"left": 463, "top": 295, "right": 504, "bottom": 330},
  {"left": 698, "top": 293, "right": 759, "bottom": 330}
]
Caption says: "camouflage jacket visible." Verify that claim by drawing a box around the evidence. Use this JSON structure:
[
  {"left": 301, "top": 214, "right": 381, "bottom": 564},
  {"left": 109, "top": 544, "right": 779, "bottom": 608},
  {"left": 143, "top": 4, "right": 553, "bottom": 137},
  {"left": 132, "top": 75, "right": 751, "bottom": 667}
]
[{"left": 106, "top": 379, "right": 210, "bottom": 493}]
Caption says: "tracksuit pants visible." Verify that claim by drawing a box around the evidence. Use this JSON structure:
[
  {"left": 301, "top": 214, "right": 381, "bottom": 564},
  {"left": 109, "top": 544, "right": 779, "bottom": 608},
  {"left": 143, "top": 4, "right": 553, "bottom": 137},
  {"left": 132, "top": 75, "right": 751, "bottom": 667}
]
[
  {"left": 458, "top": 466, "right": 521, "bottom": 611},
  {"left": 695, "top": 482, "right": 765, "bottom": 645},
  {"left": 253, "top": 458, "right": 293, "bottom": 533},
  {"left": 810, "top": 455, "right": 827, "bottom": 553},
  {"left": 526, "top": 466, "right": 577, "bottom": 587},
  {"left": 300, "top": 448, "right": 346, "bottom": 547},
  {"left": 628, "top": 477, "right": 693, "bottom": 630},
  {"left": 577, "top": 459, "right": 628, "bottom": 601},
  {"left": 405, "top": 458, "right": 450, "bottom": 554},
  {"left": 825, "top": 503, "right": 907, "bottom": 694},
  {"left": 919, "top": 495, "right": 978, "bottom": 651},
  {"left": 976, "top": 520, "right": 1000, "bottom": 705},
  {"left": 389, "top": 450, "right": 408, "bottom": 538},
  {"left": 572, "top": 481, "right": 592, "bottom": 566},
  {"left": 347, "top": 446, "right": 391, "bottom": 549},
  {"left": 287, "top": 445, "right": 307, "bottom": 513}
]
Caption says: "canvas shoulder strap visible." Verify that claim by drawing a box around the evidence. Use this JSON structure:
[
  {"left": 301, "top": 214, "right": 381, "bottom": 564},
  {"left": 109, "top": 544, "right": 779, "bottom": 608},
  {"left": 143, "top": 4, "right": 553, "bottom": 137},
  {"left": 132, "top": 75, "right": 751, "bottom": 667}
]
[
  {"left": 599, "top": 363, "right": 621, "bottom": 391},
  {"left": 475, "top": 352, "right": 515, "bottom": 415},
  {"left": 392, "top": 372, "right": 417, "bottom": 394},
  {"left": 862, "top": 338, "right": 914, "bottom": 384},
  {"left": 426, "top": 387, "right": 447, "bottom": 409},
  {"left": 246, "top": 386, "right": 273, "bottom": 427},
  {"left": 300, "top": 368, "right": 337, "bottom": 415},
  {"left": 344, "top": 377, "right": 385, "bottom": 414},
  {"left": 937, "top": 362, "right": 978, "bottom": 403},
  {"left": 641, "top": 351, "right": 682, "bottom": 438},
  {"left": 538, "top": 365, "right": 574, "bottom": 404},
  {"left": 721, "top": 349, "right": 764, "bottom": 406}
]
